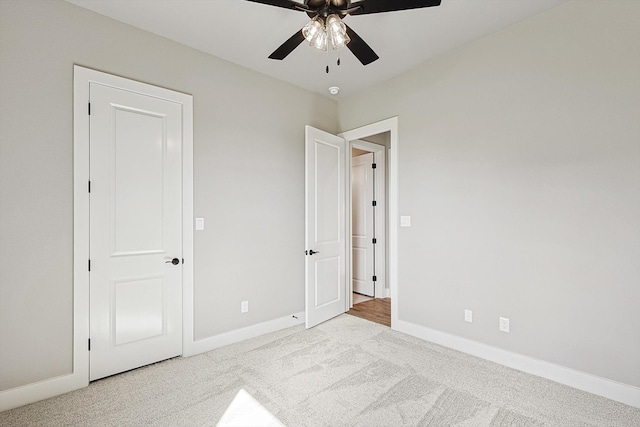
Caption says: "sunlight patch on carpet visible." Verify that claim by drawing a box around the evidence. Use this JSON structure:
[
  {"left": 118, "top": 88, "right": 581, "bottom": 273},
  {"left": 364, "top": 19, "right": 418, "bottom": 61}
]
[{"left": 217, "top": 389, "right": 284, "bottom": 427}]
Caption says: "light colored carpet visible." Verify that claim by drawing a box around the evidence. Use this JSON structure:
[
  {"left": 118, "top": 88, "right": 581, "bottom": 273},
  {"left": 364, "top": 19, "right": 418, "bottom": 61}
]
[{"left": 1, "top": 315, "right": 638, "bottom": 426}]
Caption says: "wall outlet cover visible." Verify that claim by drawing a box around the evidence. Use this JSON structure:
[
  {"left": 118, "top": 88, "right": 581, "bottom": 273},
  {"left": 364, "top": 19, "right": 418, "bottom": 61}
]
[
  {"left": 464, "top": 309, "right": 473, "bottom": 323},
  {"left": 499, "top": 317, "right": 510, "bottom": 333}
]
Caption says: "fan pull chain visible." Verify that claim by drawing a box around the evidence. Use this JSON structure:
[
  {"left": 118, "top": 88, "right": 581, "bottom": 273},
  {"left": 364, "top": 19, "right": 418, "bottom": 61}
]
[
  {"left": 337, "top": 47, "right": 341, "bottom": 66},
  {"left": 326, "top": 48, "right": 330, "bottom": 73}
]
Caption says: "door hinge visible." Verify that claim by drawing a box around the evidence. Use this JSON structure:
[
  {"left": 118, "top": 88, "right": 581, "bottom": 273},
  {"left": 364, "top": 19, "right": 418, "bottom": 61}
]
[
  {"left": 372, "top": 275, "right": 377, "bottom": 282},
  {"left": 88, "top": 102, "right": 91, "bottom": 115},
  {"left": 372, "top": 163, "right": 377, "bottom": 169},
  {"left": 372, "top": 238, "right": 377, "bottom": 244},
  {"left": 88, "top": 259, "right": 91, "bottom": 271},
  {"left": 372, "top": 200, "right": 377, "bottom": 207},
  {"left": 88, "top": 338, "right": 91, "bottom": 351},
  {"left": 88, "top": 180, "right": 91, "bottom": 193}
]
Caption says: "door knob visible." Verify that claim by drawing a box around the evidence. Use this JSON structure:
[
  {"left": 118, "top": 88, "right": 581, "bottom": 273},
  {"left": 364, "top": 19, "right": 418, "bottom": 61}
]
[
  {"left": 165, "top": 258, "right": 180, "bottom": 265},
  {"left": 308, "top": 250, "right": 320, "bottom": 255}
]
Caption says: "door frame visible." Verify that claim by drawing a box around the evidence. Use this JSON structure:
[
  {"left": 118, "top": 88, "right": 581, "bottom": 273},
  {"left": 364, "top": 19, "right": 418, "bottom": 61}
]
[
  {"left": 340, "top": 117, "right": 398, "bottom": 328},
  {"left": 349, "top": 140, "right": 387, "bottom": 303},
  {"left": 73, "top": 66, "right": 194, "bottom": 388}
]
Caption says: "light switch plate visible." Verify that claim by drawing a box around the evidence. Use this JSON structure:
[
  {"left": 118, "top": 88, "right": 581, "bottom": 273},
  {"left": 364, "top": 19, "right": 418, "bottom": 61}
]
[
  {"left": 400, "top": 216, "right": 411, "bottom": 227},
  {"left": 195, "top": 218, "right": 205, "bottom": 231}
]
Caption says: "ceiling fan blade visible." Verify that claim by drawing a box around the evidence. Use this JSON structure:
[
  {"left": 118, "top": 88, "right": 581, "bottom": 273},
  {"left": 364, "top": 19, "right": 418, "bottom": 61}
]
[
  {"left": 268, "top": 30, "right": 306, "bottom": 60},
  {"left": 344, "top": 24, "right": 379, "bottom": 65},
  {"left": 245, "top": 0, "right": 309, "bottom": 12},
  {"left": 348, "top": 0, "right": 441, "bottom": 15}
]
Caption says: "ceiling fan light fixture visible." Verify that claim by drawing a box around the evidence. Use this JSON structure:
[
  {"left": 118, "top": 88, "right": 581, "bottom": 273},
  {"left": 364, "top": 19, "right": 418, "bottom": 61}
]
[
  {"left": 326, "top": 14, "right": 350, "bottom": 50},
  {"left": 325, "top": 14, "right": 342, "bottom": 33},
  {"left": 310, "top": 29, "right": 328, "bottom": 51},
  {"left": 303, "top": 14, "right": 350, "bottom": 52},
  {"left": 302, "top": 17, "right": 323, "bottom": 43},
  {"left": 330, "top": 29, "right": 350, "bottom": 50}
]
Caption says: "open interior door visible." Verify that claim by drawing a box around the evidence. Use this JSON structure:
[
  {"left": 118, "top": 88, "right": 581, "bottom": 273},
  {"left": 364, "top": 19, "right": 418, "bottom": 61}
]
[{"left": 305, "top": 126, "right": 347, "bottom": 328}]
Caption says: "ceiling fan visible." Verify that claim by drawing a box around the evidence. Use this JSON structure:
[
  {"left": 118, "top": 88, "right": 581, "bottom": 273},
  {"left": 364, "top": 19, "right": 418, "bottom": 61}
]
[{"left": 246, "top": 0, "right": 442, "bottom": 67}]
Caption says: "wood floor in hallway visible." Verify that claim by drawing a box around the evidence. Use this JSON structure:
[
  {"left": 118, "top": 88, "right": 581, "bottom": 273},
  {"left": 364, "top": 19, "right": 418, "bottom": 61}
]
[{"left": 346, "top": 297, "right": 391, "bottom": 327}]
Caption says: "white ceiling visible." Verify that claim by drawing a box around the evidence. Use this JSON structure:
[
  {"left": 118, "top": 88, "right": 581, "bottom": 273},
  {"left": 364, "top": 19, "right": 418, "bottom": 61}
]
[{"left": 65, "top": 0, "right": 569, "bottom": 98}]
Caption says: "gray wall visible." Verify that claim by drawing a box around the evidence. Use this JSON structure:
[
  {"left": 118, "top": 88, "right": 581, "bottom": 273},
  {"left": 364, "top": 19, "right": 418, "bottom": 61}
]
[
  {"left": 0, "top": 0, "right": 337, "bottom": 390},
  {"left": 339, "top": 0, "right": 640, "bottom": 387}
]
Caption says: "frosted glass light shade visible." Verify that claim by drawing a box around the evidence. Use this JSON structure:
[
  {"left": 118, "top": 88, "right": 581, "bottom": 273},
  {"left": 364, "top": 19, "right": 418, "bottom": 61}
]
[
  {"left": 310, "top": 29, "right": 328, "bottom": 51},
  {"left": 302, "top": 17, "right": 323, "bottom": 42},
  {"left": 326, "top": 14, "right": 342, "bottom": 33},
  {"left": 326, "top": 14, "right": 350, "bottom": 50}
]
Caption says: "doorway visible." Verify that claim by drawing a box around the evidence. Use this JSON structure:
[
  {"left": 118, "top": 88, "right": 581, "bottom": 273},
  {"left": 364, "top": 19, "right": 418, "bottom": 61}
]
[
  {"left": 348, "top": 137, "right": 390, "bottom": 327},
  {"left": 341, "top": 118, "right": 398, "bottom": 329},
  {"left": 304, "top": 118, "right": 398, "bottom": 329}
]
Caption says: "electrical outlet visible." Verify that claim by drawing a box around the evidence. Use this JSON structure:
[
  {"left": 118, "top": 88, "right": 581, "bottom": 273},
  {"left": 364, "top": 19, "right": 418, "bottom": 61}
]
[
  {"left": 499, "top": 317, "right": 510, "bottom": 333},
  {"left": 464, "top": 309, "right": 473, "bottom": 323},
  {"left": 241, "top": 301, "right": 249, "bottom": 313}
]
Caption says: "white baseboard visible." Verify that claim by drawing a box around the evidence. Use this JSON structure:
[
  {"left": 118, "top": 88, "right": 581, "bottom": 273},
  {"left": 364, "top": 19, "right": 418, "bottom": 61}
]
[
  {"left": 183, "top": 312, "right": 305, "bottom": 357},
  {"left": 393, "top": 319, "right": 640, "bottom": 409},
  {"left": 0, "top": 371, "right": 87, "bottom": 412},
  {"left": 1, "top": 313, "right": 304, "bottom": 412},
  {"left": 374, "top": 289, "right": 391, "bottom": 299},
  {"left": 7, "top": 315, "right": 635, "bottom": 412}
]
